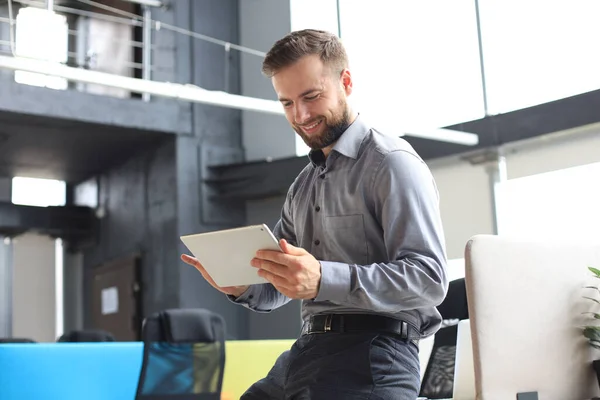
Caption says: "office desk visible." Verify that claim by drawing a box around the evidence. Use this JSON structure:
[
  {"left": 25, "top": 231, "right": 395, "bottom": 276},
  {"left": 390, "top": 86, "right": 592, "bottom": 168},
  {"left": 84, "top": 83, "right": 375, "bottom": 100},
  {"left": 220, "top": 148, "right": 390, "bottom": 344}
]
[
  {"left": 0, "top": 342, "right": 143, "bottom": 400},
  {"left": 0, "top": 340, "right": 294, "bottom": 400}
]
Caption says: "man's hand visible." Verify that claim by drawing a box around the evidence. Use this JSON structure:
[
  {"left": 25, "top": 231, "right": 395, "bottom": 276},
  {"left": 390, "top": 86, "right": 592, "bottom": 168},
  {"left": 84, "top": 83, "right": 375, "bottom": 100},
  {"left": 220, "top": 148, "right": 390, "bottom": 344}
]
[
  {"left": 251, "top": 239, "right": 321, "bottom": 299},
  {"left": 181, "top": 254, "right": 249, "bottom": 298}
]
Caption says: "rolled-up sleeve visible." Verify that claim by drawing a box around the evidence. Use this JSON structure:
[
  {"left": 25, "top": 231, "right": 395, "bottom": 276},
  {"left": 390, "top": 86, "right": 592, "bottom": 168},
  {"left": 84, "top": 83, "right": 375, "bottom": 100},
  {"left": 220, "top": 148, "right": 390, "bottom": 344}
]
[{"left": 314, "top": 150, "right": 448, "bottom": 312}]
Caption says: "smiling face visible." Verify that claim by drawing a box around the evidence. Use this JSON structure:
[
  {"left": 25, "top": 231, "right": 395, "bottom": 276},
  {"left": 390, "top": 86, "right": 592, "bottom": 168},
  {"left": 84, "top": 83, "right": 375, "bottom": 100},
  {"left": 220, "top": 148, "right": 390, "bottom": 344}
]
[{"left": 272, "top": 54, "right": 355, "bottom": 154}]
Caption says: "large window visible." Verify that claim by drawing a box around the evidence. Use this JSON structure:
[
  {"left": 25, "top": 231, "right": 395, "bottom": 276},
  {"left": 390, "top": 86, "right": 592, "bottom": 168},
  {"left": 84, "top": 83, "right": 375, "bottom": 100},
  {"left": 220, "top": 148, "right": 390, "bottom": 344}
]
[
  {"left": 496, "top": 161, "right": 600, "bottom": 244},
  {"left": 289, "top": 1, "right": 600, "bottom": 133},
  {"left": 479, "top": 0, "right": 600, "bottom": 114},
  {"left": 337, "top": 1, "right": 486, "bottom": 133}
]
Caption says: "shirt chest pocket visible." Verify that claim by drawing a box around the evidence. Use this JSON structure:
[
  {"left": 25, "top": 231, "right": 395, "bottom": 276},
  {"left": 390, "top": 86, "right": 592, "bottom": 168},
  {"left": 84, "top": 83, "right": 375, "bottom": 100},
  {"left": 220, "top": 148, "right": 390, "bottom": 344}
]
[{"left": 323, "top": 214, "right": 369, "bottom": 265}]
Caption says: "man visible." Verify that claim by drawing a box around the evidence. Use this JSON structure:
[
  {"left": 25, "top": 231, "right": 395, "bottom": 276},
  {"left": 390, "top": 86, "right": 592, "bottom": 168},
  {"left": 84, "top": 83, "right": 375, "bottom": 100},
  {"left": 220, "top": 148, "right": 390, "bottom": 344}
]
[{"left": 182, "top": 29, "right": 448, "bottom": 399}]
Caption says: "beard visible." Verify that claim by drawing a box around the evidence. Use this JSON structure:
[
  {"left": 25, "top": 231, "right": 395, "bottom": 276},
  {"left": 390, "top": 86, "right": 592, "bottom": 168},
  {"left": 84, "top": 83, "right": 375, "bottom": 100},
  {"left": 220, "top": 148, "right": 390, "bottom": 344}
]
[{"left": 293, "top": 99, "right": 351, "bottom": 151}]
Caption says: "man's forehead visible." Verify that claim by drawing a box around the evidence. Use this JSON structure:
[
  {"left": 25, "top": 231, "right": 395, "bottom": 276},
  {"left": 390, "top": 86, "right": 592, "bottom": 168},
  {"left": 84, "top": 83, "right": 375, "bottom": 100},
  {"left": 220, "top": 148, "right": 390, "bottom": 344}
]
[{"left": 274, "top": 74, "right": 328, "bottom": 100}]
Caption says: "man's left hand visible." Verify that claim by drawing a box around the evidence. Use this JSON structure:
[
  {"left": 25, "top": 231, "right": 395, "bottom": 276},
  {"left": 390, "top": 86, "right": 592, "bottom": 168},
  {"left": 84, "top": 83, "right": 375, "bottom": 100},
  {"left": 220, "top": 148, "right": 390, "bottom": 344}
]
[{"left": 251, "top": 239, "right": 321, "bottom": 299}]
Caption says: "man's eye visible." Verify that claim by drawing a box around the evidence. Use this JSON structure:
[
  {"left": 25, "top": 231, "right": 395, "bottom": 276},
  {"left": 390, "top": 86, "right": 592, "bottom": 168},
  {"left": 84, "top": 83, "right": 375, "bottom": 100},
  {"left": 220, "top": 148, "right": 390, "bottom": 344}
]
[{"left": 305, "top": 94, "right": 319, "bottom": 101}]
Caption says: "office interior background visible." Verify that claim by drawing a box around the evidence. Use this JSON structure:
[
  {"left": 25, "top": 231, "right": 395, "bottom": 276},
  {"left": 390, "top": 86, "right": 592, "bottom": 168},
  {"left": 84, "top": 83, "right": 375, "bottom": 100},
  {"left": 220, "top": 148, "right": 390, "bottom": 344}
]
[{"left": 0, "top": 0, "right": 599, "bottom": 345}]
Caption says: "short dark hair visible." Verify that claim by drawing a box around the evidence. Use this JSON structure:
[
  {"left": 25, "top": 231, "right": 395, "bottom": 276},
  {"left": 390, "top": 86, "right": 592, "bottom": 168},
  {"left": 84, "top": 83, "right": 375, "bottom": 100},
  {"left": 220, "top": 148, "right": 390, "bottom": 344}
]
[{"left": 262, "top": 29, "right": 349, "bottom": 78}]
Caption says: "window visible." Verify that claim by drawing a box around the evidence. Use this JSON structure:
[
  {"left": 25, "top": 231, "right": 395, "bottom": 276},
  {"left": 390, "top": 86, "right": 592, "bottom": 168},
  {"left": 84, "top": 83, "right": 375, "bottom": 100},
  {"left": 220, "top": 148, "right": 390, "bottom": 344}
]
[
  {"left": 14, "top": 7, "right": 68, "bottom": 90},
  {"left": 12, "top": 177, "right": 66, "bottom": 207},
  {"left": 337, "top": 1, "right": 485, "bottom": 133},
  {"left": 479, "top": 0, "right": 600, "bottom": 114},
  {"left": 496, "top": 161, "right": 600, "bottom": 244}
]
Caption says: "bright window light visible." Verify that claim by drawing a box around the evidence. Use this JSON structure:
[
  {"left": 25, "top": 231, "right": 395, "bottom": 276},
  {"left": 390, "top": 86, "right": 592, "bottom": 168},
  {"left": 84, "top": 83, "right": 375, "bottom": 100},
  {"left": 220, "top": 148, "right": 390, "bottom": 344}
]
[
  {"left": 496, "top": 161, "right": 600, "bottom": 245},
  {"left": 11, "top": 177, "right": 66, "bottom": 207},
  {"left": 15, "top": 7, "right": 68, "bottom": 90}
]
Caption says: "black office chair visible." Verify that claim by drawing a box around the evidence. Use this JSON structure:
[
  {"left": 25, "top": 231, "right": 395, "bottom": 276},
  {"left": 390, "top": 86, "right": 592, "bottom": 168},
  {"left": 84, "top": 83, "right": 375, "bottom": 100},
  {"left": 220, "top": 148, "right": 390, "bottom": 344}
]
[
  {"left": 135, "top": 308, "right": 226, "bottom": 400},
  {"left": 57, "top": 329, "right": 115, "bottom": 342},
  {"left": 419, "top": 277, "right": 469, "bottom": 399},
  {"left": 0, "top": 337, "right": 36, "bottom": 343}
]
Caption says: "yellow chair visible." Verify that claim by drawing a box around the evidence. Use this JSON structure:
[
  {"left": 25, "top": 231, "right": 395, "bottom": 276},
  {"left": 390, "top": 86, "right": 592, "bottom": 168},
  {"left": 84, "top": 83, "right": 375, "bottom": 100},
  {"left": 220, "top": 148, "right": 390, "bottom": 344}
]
[{"left": 221, "top": 339, "right": 294, "bottom": 399}]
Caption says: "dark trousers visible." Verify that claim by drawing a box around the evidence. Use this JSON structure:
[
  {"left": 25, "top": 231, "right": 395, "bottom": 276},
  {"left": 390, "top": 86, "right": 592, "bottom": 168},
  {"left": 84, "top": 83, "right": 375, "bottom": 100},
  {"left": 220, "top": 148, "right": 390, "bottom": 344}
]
[{"left": 240, "top": 332, "right": 421, "bottom": 400}]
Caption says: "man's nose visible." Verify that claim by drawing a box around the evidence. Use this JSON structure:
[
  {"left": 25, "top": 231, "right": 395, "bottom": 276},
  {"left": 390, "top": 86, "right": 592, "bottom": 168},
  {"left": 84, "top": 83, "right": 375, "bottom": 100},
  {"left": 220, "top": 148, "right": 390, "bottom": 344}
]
[{"left": 294, "top": 104, "right": 311, "bottom": 125}]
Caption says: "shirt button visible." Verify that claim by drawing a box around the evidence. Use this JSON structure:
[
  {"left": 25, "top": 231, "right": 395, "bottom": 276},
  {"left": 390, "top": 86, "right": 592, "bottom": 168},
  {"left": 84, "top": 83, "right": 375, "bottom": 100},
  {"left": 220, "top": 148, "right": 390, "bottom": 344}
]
[
  {"left": 248, "top": 295, "right": 254, "bottom": 299},
  {"left": 315, "top": 206, "right": 321, "bottom": 212},
  {"left": 314, "top": 239, "right": 320, "bottom": 246}
]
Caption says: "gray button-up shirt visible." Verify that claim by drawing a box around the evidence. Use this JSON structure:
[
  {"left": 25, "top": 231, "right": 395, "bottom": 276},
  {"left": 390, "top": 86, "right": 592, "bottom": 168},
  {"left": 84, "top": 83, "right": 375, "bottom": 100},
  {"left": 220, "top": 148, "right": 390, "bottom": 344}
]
[{"left": 231, "top": 114, "right": 448, "bottom": 338}]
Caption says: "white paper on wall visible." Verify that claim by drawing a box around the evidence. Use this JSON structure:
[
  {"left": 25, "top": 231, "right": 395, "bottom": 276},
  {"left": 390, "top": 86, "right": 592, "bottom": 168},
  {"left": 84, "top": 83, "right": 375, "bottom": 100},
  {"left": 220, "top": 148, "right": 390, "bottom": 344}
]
[{"left": 101, "top": 286, "right": 119, "bottom": 315}]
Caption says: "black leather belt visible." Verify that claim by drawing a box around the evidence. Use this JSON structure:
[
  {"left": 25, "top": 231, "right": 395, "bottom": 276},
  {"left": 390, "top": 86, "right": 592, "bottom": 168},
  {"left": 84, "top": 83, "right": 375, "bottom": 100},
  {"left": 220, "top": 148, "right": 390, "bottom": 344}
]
[{"left": 303, "top": 314, "right": 420, "bottom": 347}]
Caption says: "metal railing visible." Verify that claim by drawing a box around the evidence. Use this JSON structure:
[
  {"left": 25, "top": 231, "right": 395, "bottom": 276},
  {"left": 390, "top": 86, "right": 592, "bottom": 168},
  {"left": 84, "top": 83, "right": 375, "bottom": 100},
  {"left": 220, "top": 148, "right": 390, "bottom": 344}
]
[
  {"left": 0, "top": 0, "right": 154, "bottom": 99},
  {"left": 0, "top": 0, "right": 267, "bottom": 102}
]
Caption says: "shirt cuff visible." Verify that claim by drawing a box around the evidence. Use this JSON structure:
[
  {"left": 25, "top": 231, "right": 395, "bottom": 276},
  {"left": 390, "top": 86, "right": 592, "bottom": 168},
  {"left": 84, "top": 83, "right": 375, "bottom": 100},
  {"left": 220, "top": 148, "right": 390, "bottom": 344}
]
[
  {"left": 314, "top": 261, "right": 351, "bottom": 303},
  {"left": 227, "top": 286, "right": 259, "bottom": 308}
]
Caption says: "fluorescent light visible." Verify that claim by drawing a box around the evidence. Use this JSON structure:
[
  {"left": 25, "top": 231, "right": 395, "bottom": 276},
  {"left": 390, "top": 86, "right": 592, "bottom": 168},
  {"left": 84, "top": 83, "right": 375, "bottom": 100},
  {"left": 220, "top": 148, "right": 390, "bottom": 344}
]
[
  {"left": 0, "top": 55, "right": 480, "bottom": 145},
  {"left": 401, "top": 127, "right": 479, "bottom": 146},
  {"left": 0, "top": 55, "right": 284, "bottom": 115},
  {"left": 121, "top": 0, "right": 163, "bottom": 7}
]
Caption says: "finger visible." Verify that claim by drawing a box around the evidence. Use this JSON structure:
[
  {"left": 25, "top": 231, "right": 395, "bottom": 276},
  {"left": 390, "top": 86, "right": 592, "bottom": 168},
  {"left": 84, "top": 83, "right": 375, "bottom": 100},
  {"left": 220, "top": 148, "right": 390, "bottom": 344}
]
[
  {"left": 258, "top": 269, "right": 292, "bottom": 290},
  {"left": 181, "top": 255, "right": 218, "bottom": 285},
  {"left": 252, "top": 258, "right": 289, "bottom": 279},
  {"left": 181, "top": 253, "right": 200, "bottom": 266},
  {"left": 256, "top": 249, "right": 296, "bottom": 266},
  {"left": 280, "top": 239, "right": 307, "bottom": 256}
]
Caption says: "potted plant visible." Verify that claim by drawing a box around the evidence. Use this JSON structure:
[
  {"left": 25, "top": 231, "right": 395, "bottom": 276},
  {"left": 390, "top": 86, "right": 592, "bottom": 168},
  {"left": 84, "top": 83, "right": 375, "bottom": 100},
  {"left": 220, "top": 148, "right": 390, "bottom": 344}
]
[{"left": 582, "top": 266, "right": 600, "bottom": 388}]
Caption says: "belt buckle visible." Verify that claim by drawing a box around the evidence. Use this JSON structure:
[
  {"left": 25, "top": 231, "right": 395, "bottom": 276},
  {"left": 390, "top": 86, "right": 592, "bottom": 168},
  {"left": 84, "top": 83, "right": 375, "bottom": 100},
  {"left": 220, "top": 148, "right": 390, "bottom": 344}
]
[
  {"left": 324, "top": 314, "right": 332, "bottom": 332},
  {"left": 307, "top": 314, "right": 333, "bottom": 334}
]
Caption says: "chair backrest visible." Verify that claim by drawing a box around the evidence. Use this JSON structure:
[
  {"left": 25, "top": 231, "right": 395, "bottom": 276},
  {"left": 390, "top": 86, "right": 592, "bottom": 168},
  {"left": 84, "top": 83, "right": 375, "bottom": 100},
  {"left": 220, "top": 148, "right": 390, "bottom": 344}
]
[
  {"left": 135, "top": 308, "right": 226, "bottom": 400},
  {"left": 419, "top": 277, "right": 469, "bottom": 399},
  {"left": 0, "top": 338, "right": 36, "bottom": 343},
  {"left": 465, "top": 234, "right": 600, "bottom": 399},
  {"left": 452, "top": 319, "right": 475, "bottom": 400},
  {"left": 57, "top": 329, "right": 115, "bottom": 342}
]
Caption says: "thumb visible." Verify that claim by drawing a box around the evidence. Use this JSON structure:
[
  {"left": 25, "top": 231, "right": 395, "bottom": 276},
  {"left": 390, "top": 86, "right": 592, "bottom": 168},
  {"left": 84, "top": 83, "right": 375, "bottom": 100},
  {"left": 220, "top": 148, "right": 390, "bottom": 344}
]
[{"left": 280, "top": 238, "right": 307, "bottom": 256}]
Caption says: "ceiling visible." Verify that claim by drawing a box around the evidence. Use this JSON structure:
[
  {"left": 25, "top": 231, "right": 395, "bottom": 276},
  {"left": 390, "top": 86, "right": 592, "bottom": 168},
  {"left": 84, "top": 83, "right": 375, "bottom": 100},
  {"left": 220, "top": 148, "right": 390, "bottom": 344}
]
[{"left": 0, "top": 110, "right": 172, "bottom": 183}]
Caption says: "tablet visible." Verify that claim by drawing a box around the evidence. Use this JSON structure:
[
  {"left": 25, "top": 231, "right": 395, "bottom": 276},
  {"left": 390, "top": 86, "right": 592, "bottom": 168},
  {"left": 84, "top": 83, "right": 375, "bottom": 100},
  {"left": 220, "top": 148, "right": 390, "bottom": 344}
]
[{"left": 180, "top": 224, "right": 282, "bottom": 287}]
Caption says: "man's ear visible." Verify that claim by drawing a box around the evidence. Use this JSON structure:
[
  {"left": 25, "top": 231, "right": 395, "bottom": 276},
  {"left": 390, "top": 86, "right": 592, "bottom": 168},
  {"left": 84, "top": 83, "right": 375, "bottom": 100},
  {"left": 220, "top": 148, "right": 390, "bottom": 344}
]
[{"left": 340, "top": 69, "right": 353, "bottom": 95}]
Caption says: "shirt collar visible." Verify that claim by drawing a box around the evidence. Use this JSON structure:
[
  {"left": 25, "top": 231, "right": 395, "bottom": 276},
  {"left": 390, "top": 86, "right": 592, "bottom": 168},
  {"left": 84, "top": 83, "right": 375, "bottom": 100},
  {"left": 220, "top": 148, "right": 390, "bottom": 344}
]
[{"left": 308, "top": 114, "right": 370, "bottom": 167}]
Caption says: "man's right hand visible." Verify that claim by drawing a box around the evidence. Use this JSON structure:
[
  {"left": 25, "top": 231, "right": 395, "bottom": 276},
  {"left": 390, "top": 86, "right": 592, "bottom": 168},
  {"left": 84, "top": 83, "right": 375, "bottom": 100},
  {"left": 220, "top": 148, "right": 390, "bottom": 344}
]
[{"left": 181, "top": 254, "right": 249, "bottom": 298}]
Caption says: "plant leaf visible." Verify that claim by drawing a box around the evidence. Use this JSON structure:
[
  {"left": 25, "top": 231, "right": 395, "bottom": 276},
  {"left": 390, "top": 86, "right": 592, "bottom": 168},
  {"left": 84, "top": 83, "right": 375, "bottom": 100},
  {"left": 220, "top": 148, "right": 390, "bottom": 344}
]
[
  {"left": 584, "top": 296, "right": 600, "bottom": 305},
  {"left": 582, "top": 312, "right": 600, "bottom": 319},
  {"left": 584, "top": 327, "right": 600, "bottom": 342},
  {"left": 589, "top": 266, "right": 600, "bottom": 277},
  {"left": 590, "top": 342, "right": 600, "bottom": 351}
]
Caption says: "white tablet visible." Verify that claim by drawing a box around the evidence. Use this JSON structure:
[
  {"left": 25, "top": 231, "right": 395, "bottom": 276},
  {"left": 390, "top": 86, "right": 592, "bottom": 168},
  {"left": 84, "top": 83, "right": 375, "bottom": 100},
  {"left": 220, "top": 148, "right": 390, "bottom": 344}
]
[{"left": 180, "top": 224, "right": 282, "bottom": 287}]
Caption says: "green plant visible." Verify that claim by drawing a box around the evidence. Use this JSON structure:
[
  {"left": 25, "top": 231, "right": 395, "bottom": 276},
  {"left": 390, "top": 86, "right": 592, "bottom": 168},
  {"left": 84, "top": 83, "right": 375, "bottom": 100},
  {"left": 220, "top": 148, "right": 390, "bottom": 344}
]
[{"left": 583, "top": 266, "right": 600, "bottom": 350}]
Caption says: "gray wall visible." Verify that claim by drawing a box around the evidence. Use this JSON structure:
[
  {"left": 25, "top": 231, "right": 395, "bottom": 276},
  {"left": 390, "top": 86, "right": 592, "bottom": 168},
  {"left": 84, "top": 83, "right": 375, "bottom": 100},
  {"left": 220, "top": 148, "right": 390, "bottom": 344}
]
[
  {"left": 239, "top": 0, "right": 294, "bottom": 162},
  {"left": 81, "top": 138, "right": 179, "bottom": 326},
  {"left": 12, "top": 234, "right": 57, "bottom": 342},
  {"left": 173, "top": 0, "right": 249, "bottom": 340},
  {"left": 0, "top": 4, "right": 13, "bottom": 80},
  {"left": 0, "top": 177, "right": 11, "bottom": 202},
  {"left": 63, "top": 250, "right": 83, "bottom": 333}
]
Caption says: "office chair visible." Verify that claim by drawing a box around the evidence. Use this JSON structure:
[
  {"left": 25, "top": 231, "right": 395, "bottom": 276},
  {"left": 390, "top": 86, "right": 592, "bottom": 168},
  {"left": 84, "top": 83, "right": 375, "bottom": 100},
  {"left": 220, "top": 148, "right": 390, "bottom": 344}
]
[
  {"left": 419, "top": 277, "right": 469, "bottom": 399},
  {"left": 57, "top": 329, "right": 116, "bottom": 342},
  {"left": 135, "top": 308, "right": 226, "bottom": 400},
  {"left": 0, "top": 337, "right": 36, "bottom": 343}
]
